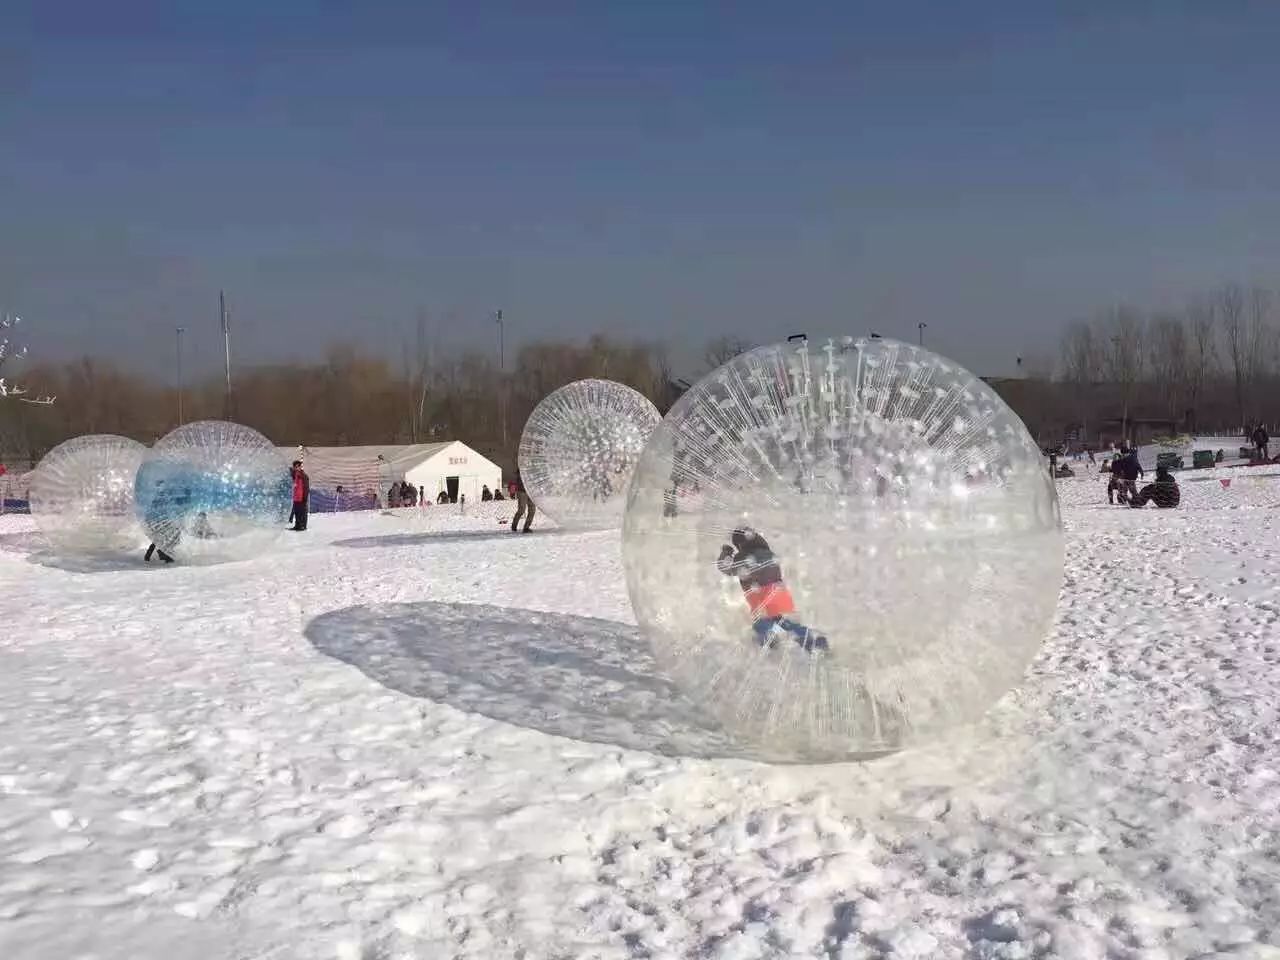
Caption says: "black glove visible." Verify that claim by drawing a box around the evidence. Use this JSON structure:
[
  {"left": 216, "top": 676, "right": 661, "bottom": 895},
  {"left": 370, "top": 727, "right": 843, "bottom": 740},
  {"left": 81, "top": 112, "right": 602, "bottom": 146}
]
[{"left": 719, "top": 544, "right": 734, "bottom": 560}]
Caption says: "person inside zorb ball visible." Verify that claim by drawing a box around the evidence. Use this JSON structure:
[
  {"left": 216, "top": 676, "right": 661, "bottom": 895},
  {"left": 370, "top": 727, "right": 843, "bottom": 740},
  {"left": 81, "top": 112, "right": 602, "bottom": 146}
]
[
  {"left": 135, "top": 420, "right": 292, "bottom": 564},
  {"left": 622, "top": 336, "right": 1063, "bottom": 761},
  {"left": 518, "top": 378, "right": 661, "bottom": 530}
]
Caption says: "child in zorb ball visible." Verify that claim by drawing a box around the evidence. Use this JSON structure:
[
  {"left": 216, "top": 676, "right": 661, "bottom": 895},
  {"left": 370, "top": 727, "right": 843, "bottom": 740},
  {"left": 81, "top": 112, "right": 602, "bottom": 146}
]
[{"left": 716, "top": 527, "right": 829, "bottom": 654}]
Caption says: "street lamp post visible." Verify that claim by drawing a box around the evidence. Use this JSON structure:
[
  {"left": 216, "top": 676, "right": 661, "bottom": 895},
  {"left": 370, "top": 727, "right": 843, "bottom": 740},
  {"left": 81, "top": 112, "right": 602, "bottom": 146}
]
[
  {"left": 176, "top": 326, "right": 186, "bottom": 425},
  {"left": 496, "top": 309, "right": 506, "bottom": 448},
  {"left": 918, "top": 322, "right": 927, "bottom": 346}
]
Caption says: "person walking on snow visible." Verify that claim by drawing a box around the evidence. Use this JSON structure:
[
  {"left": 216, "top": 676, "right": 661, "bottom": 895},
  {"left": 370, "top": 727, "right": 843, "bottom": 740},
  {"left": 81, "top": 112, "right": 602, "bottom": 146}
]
[
  {"left": 716, "top": 527, "right": 828, "bottom": 653},
  {"left": 510, "top": 471, "right": 535, "bottom": 533},
  {"left": 289, "top": 460, "right": 310, "bottom": 531},
  {"left": 1252, "top": 424, "right": 1269, "bottom": 461}
]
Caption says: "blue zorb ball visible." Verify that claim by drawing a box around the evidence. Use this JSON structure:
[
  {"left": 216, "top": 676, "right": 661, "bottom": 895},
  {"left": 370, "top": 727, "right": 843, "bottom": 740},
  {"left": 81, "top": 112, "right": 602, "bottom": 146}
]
[{"left": 135, "top": 421, "right": 291, "bottom": 563}]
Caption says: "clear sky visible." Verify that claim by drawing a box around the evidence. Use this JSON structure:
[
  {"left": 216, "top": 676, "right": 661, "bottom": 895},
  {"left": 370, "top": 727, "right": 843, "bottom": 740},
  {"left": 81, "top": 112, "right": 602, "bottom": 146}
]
[{"left": 2, "top": 2, "right": 1279, "bottom": 381}]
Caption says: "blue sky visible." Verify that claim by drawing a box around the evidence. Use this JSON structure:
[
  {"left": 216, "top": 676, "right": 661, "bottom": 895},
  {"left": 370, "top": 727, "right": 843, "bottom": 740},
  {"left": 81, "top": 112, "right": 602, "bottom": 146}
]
[{"left": 2, "top": 2, "right": 1279, "bottom": 381}]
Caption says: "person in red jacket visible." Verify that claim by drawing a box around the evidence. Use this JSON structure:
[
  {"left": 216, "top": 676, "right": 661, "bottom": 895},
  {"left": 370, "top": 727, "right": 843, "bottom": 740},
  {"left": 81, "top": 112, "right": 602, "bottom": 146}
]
[
  {"left": 289, "top": 460, "right": 310, "bottom": 531},
  {"left": 717, "top": 527, "right": 828, "bottom": 653}
]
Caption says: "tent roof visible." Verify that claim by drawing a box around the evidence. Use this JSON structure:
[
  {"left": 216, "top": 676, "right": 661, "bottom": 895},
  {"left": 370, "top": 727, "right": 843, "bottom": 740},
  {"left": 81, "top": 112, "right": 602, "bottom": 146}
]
[
  {"left": 279, "top": 442, "right": 454, "bottom": 473},
  {"left": 278, "top": 441, "right": 500, "bottom": 478}
]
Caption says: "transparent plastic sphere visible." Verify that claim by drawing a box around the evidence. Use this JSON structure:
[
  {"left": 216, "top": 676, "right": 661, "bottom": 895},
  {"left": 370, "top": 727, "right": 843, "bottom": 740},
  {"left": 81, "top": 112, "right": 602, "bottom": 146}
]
[
  {"left": 518, "top": 379, "right": 661, "bottom": 529},
  {"left": 623, "top": 337, "right": 1063, "bottom": 761},
  {"left": 135, "top": 421, "right": 291, "bottom": 563},
  {"left": 29, "top": 435, "right": 147, "bottom": 554}
]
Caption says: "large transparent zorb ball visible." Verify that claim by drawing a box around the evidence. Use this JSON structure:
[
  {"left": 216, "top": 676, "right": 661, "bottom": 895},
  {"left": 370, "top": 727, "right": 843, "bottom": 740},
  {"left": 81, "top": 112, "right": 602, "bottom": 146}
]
[
  {"left": 518, "top": 379, "right": 661, "bottom": 529},
  {"left": 623, "top": 337, "right": 1062, "bottom": 761},
  {"left": 135, "top": 421, "right": 291, "bottom": 563},
  {"left": 29, "top": 434, "right": 147, "bottom": 554}
]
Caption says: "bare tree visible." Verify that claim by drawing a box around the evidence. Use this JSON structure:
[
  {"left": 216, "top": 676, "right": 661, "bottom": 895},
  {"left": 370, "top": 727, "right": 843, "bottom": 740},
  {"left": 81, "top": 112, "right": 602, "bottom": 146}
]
[
  {"left": 1218, "top": 283, "right": 1250, "bottom": 430},
  {"left": 702, "top": 336, "right": 753, "bottom": 372},
  {"left": 1185, "top": 296, "right": 1217, "bottom": 432},
  {"left": 1246, "top": 287, "right": 1274, "bottom": 424},
  {"left": 1058, "top": 319, "right": 1106, "bottom": 439},
  {"left": 1102, "top": 306, "right": 1144, "bottom": 444},
  {"left": 1147, "top": 312, "right": 1189, "bottom": 418},
  {"left": 0, "top": 313, "right": 55, "bottom": 404}
]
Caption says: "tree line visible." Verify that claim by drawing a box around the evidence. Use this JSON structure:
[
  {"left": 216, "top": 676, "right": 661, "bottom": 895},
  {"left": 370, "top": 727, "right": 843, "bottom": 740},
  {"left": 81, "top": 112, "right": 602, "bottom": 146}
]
[
  {"left": 0, "top": 334, "right": 724, "bottom": 474},
  {"left": 1041, "top": 282, "right": 1280, "bottom": 444},
  {"left": 3, "top": 290, "right": 1274, "bottom": 474}
]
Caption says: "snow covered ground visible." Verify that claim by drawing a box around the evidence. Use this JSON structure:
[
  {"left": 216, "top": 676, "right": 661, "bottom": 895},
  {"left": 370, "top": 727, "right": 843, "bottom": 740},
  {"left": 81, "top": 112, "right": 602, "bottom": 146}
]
[{"left": 2, "top": 481, "right": 1280, "bottom": 959}]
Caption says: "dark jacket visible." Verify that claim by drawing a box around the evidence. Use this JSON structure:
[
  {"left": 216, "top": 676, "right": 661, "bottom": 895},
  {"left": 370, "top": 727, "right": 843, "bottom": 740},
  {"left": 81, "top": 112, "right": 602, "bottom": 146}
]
[
  {"left": 1147, "top": 467, "right": 1180, "bottom": 507},
  {"left": 1120, "top": 451, "right": 1144, "bottom": 482},
  {"left": 1253, "top": 426, "right": 1269, "bottom": 446},
  {"left": 716, "top": 529, "right": 783, "bottom": 591}
]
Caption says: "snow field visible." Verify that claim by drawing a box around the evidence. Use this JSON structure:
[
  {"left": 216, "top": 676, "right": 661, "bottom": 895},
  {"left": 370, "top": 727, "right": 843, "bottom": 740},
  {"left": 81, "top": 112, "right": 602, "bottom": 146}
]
[{"left": 0, "top": 477, "right": 1279, "bottom": 959}]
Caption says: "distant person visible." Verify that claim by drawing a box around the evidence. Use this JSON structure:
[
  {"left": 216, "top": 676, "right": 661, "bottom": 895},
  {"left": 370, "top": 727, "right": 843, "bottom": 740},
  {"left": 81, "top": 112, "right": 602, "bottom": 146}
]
[
  {"left": 481, "top": 485, "right": 493, "bottom": 502},
  {"left": 1129, "top": 464, "right": 1181, "bottom": 508},
  {"left": 492, "top": 487, "right": 504, "bottom": 501},
  {"left": 289, "top": 460, "right": 309, "bottom": 531},
  {"left": 1087, "top": 449, "right": 1096, "bottom": 465},
  {"left": 437, "top": 489, "right": 449, "bottom": 505},
  {"left": 716, "top": 527, "right": 827, "bottom": 653},
  {"left": 418, "top": 485, "right": 425, "bottom": 505},
  {"left": 510, "top": 471, "right": 535, "bottom": 533},
  {"left": 1252, "top": 424, "right": 1270, "bottom": 461},
  {"left": 142, "top": 478, "right": 182, "bottom": 563},
  {"left": 1107, "top": 454, "right": 1127, "bottom": 505},
  {"left": 1110, "top": 447, "right": 1143, "bottom": 504}
]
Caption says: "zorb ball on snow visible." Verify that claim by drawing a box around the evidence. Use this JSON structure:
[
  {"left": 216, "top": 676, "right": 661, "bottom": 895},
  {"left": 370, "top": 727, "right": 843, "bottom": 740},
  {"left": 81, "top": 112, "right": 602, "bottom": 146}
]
[
  {"left": 623, "top": 337, "right": 1063, "bottom": 761},
  {"left": 29, "top": 434, "right": 147, "bottom": 554},
  {"left": 134, "top": 421, "right": 291, "bottom": 563},
  {"left": 518, "top": 378, "right": 661, "bottom": 529}
]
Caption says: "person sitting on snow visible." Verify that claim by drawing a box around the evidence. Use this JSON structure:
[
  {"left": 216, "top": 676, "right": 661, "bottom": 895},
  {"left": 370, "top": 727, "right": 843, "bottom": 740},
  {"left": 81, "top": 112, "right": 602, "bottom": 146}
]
[
  {"left": 716, "top": 527, "right": 828, "bottom": 653},
  {"left": 1129, "top": 465, "right": 1181, "bottom": 509}
]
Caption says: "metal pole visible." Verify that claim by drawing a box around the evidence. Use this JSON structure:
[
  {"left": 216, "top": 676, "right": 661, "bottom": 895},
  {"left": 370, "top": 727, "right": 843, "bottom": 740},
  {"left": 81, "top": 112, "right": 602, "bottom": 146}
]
[
  {"left": 918, "top": 322, "right": 927, "bottom": 346},
  {"left": 497, "top": 309, "right": 506, "bottom": 448},
  {"left": 221, "top": 291, "right": 232, "bottom": 415},
  {"left": 176, "top": 326, "right": 186, "bottom": 425}
]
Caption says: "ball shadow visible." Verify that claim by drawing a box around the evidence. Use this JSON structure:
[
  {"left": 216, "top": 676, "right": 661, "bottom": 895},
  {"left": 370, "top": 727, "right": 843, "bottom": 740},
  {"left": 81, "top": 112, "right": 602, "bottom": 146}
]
[
  {"left": 332, "top": 529, "right": 578, "bottom": 550},
  {"left": 304, "top": 600, "right": 780, "bottom": 761}
]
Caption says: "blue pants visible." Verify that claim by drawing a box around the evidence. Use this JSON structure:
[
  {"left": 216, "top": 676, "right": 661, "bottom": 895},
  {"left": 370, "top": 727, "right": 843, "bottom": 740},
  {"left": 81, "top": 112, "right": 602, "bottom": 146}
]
[{"left": 752, "top": 617, "right": 828, "bottom": 652}]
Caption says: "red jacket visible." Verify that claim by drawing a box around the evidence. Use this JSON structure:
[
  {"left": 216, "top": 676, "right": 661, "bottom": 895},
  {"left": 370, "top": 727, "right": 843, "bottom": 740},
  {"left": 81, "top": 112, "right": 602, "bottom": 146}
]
[{"left": 292, "top": 468, "right": 309, "bottom": 503}]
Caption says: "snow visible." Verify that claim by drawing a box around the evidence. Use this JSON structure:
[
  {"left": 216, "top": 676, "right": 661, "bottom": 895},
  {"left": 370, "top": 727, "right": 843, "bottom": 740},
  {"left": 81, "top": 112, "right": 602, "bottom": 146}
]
[{"left": 2, "top": 480, "right": 1280, "bottom": 959}]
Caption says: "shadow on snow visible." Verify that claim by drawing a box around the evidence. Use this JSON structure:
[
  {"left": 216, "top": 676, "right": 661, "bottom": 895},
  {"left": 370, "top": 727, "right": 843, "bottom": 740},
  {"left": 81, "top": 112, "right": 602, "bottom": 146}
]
[
  {"left": 331, "top": 528, "right": 580, "bottom": 550},
  {"left": 304, "top": 600, "right": 772, "bottom": 761}
]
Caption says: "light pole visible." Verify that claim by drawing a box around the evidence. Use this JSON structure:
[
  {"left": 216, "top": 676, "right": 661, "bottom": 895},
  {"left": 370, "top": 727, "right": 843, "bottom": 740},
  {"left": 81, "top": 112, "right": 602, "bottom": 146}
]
[
  {"left": 220, "top": 291, "right": 233, "bottom": 417},
  {"left": 496, "top": 309, "right": 506, "bottom": 448},
  {"left": 175, "top": 326, "right": 186, "bottom": 425},
  {"left": 918, "top": 322, "right": 927, "bottom": 346}
]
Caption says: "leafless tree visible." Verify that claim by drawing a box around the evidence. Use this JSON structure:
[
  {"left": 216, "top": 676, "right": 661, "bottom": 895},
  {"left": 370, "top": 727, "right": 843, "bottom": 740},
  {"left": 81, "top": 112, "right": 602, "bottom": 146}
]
[
  {"left": 1102, "top": 306, "right": 1145, "bottom": 443},
  {"left": 702, "top": 336, "right": 753, "bottom": 373},
  {"left": 1147, "top": 312, "right": 1189, "bottom": 418},
  {"left": 1217, "top": 283, "right": 1250, "bottom": 430},
  {"left": 1185, "top": 297, "right": 1217, "bottom": 431},
  {"left": 0, "top": 313, "right": 55, "bottom": 404},
  {"left": 1246, "top": 287, "right": 1274, "bottom": 424}
]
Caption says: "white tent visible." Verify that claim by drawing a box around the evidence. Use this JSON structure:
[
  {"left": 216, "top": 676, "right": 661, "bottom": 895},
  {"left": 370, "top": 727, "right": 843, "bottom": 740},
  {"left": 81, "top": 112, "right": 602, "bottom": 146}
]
[{"left": 280, "top": 441, "right": 503, "bottom": 505}]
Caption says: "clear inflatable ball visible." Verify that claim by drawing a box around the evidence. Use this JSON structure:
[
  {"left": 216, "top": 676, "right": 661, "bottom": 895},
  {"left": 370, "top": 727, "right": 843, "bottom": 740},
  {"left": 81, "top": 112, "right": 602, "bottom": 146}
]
[
  {"left": 518, "top": 379, "right": 661, "bottom": 529},
  {"left": 623, "top": 337, "right": 1063, "bottom": 761},
  {"left": 135, "top": 421, "right": 291, "bottom": 563},
  {"left": 29, "top": 434, "right": 147, "bottom": 554}
]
